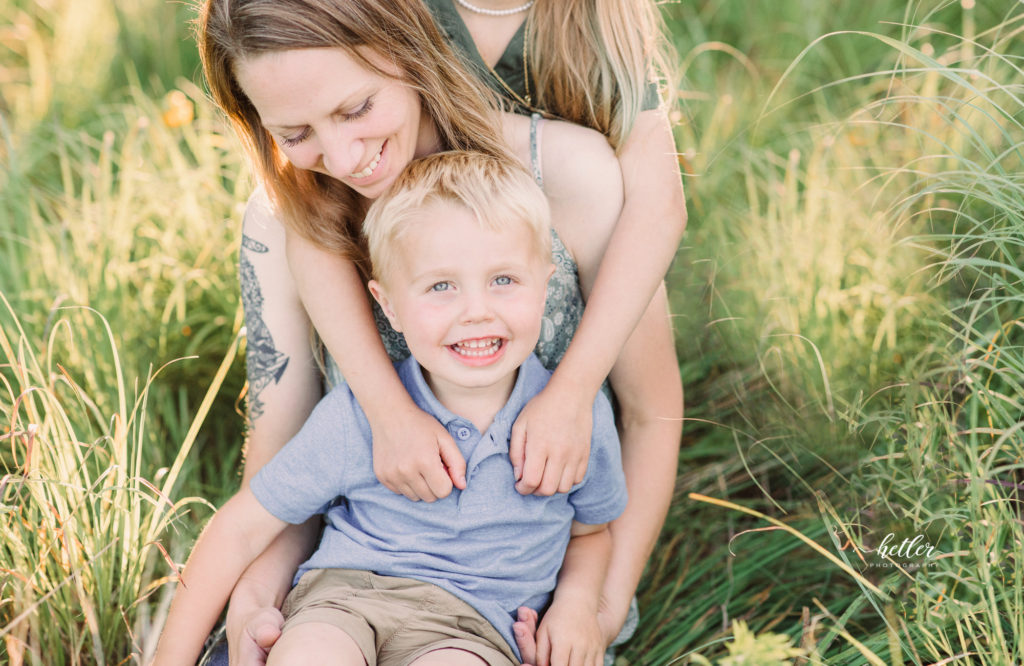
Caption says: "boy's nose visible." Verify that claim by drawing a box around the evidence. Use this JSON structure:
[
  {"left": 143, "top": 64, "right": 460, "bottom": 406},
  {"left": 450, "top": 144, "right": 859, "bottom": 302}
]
[{"left": 460, "top": 291, "right": 495, "bottom": 324}]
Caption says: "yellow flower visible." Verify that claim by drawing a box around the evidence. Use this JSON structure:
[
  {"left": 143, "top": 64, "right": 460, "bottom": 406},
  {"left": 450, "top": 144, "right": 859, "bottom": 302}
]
[{"left": 162, "top": 90, "right": 193, "bottom": 128}]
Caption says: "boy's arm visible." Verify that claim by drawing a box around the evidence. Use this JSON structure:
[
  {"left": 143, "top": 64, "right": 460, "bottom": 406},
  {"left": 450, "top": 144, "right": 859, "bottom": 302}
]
[
  {"left": 285, "top": 230, "right": 467, "bottom": 501},
  {"left": 153, "top": 487, "right": 289, "bottom": 666},
  {"left": 533, "top": 522, "right": 612, "bottom": 666},
  {"left": 514, "top": 388, "right": 628, "bottom": 666}
]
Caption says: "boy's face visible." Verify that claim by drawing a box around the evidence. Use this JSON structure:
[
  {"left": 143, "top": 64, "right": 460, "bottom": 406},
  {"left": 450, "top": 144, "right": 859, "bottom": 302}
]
[{"left": 369, "top": 202, "right": 553, "bottom": 399}]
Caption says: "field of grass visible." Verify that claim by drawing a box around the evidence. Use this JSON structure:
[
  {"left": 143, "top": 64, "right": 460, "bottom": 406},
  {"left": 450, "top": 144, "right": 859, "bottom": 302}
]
[{"left": 2, "top": 0, "right": 1022, "bottom": 663}]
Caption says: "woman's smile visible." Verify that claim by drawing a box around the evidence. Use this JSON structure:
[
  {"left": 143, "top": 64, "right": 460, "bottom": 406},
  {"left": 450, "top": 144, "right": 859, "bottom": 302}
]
[{"left": 348, "top": 141, "right": 384, "bottom": 179}]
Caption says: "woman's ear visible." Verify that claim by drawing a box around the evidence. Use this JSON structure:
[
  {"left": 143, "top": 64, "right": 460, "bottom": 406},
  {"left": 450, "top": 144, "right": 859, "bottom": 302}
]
[{"left": 367, "top": 279, "right": 403, "bottom": 332}]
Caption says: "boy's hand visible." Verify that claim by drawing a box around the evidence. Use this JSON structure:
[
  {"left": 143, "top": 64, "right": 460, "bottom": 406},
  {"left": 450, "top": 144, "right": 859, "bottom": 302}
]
[
  {"left": 534, "top": 598, "right": 605, "bottom": 666},
  {"left": 513, "top": 606, "right": 540, "bottom": 665},
  {"left": 227, "top": 606, "right": 283, "bottom": 665},
  {"left": 371, "top": 404, "right": 467, "bottom": 501},
  {"left": 510, "top": 383, "right": 593, "bottom": 496}
]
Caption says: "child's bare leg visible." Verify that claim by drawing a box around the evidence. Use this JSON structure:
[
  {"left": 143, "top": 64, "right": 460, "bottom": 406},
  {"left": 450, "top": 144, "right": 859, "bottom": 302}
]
[
  {"left": 409, "top": 648, "right": 488, "bottom": 665},
  {"left": 265, "top": 622, "right": 367, "bottom": 666}
]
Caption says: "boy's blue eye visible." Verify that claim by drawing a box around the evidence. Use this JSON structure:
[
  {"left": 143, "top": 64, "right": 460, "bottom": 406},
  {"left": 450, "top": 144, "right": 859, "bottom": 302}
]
[
  {"left": 430, "top": 282, "right": 450, "bottom": 292},
  {"left": 494, "top": 276, "right": 513, "bottom": 286}
]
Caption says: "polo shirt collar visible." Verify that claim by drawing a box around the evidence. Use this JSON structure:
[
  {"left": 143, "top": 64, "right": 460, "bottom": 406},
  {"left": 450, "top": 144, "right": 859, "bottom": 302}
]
[{"left": 396, "top": 354, "right": 550, "bottom": 443}]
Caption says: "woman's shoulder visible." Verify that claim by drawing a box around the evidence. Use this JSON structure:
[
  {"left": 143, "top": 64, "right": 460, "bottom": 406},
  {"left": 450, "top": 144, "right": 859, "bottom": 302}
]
[
  {"left": 500, "top": 113, "right": 619, "bottom": 198},
  {"left": 241, "top": 185, "right": 286, "bottom": 248},
  {"left": 538, "top": 118, "right": 618, "bottom": 196}
]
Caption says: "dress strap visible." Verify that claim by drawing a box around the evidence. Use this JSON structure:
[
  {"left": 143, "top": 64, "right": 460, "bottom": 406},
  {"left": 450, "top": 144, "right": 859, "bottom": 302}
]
[{"left": 529, "top": 112, "right": 544, "bottom": 189}]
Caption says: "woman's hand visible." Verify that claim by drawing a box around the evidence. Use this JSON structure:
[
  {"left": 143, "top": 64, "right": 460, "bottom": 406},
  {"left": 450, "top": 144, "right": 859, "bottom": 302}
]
[
  {"left": 509, "top": 380, "right": 594, "bottom": 496},
  {"left": 370, "top": 403, "right": 467, "bottom": 501},
  {"left": 515, "top": 601, "right": 619, "bottom": 666},
  {"left": 226, "top": 605, "right": 283, "bottom": 665},
  {"left": 536, "top": 597, "right": 605, "bottom": 666}
]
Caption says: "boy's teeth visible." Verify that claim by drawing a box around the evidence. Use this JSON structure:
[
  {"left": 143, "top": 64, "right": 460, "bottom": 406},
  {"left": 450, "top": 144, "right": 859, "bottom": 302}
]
[
  {"left": 350, "top": 146, "right": 383, "bottom": 179},
  {"left": 452, "top": 338, "right": 502, "bottom": 357}
]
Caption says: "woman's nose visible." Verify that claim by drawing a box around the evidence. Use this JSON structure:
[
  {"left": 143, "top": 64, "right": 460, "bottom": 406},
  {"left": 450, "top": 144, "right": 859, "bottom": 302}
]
[{"left": 319, "top": 129, "right": 363, "bottom": 180}]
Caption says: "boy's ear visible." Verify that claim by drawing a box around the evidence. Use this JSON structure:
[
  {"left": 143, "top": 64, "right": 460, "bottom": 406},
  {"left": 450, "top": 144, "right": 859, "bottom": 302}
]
[
  {"left": 544, "top": 263, "right": 556, "bottom": 285},
  {"left": 367, "top": 279, "right": 403, "bottom": 333}
]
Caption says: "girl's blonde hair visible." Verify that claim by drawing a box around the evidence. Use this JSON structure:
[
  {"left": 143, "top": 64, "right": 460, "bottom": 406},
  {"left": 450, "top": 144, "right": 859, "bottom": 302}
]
[
  {"left": 196, "top": 0, "right": 513, "bottom": 269},
  {"left": 364, "top": 151, "right": 550, "bottom": 286},
  {"left": 528, "top": 0, "right": 675, "bottom": 150}
]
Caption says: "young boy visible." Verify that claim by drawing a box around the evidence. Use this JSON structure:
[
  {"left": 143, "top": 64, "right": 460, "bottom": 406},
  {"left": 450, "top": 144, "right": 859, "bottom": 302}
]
[{"left": 152, "top": 152, "right": 627, "bottom": 666}]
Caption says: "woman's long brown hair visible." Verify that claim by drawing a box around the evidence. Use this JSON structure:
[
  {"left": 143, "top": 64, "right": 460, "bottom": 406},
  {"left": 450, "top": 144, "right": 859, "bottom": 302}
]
[{"left": 196, "top": 0, "right": 513, "bottom": 266}]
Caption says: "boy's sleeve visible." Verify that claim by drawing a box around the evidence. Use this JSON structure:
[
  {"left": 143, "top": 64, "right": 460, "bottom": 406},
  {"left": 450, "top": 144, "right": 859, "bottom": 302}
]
[
  {"left": 250, "top": 386, "right": 362, "bottom": 524},
  {"left": 568, "top": 392, "right": 628, "bottom": 524}
]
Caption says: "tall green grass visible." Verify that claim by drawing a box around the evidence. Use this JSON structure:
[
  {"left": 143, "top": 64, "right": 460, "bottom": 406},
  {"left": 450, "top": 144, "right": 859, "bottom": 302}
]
[
  {"left": 2, "top": 0, "right": 249, "bottom": 661},
  {"left": 1, "top": 0, "right": 250, "bottom": 488},
  {"left": 631, "top": 1, "right": 1024, "bottom": 663},
  {"left": 3, "top": 0, "right": 1023, "bottom": 663},
  {"left": 0, "top": 297, "right": 239, "bottom": 663}
]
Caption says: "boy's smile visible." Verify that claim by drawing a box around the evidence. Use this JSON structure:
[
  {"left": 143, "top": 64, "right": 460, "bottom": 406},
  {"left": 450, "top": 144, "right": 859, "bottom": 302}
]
[
  {"left": 448, "top": 336, "right": 505, "bottom": 364},
  {"left": 369, "top": 201, "right": 553, "bottom": 414}
]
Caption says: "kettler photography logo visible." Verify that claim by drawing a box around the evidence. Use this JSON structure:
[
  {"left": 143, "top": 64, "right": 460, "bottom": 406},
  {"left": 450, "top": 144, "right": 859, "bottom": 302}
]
[{"left": 835, "top": 529, "right": 945, "bottom": 570}]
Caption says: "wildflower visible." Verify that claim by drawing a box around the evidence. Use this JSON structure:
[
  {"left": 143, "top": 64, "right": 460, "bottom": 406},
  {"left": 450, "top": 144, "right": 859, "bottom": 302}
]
[{"left": 162, "top": 90, "right": 193, "bottom": 128}]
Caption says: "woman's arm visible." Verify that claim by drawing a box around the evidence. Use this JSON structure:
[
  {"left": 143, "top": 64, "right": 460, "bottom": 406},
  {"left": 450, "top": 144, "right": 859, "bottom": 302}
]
[
  {"left": 600, "top": 283, "right": 682, "bottom": 640},
  {"left": 508, "top": 110, "right": 685, "bottom": 496},
  {"left": 568, "top": 108, "right": 686, "bottom": 393},
  {"left": 153, "top": 489, "right": 289, "bottom": 666},
  {"left": 539, "top": 123, "right": 683, "bottom": 639},
  {"left": 285, "top": 231, "right": 466, "bottom": 502},
  {"left": 500, "top": 115, "right": 623, "bottom": 496},
  {"left": 222, "top": 193, "right": 324, "bottom": 663}
]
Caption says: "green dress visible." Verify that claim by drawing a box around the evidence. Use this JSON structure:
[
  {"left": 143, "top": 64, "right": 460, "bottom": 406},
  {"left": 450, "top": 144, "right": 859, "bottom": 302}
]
[{"left": 424, "top": 0, "right": 660, "bottom": 115}]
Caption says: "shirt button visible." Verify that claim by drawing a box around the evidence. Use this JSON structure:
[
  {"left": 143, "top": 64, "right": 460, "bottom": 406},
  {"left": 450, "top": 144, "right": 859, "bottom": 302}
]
[{"left": 456, "top": 427, "right": 472, "bottom": 440}]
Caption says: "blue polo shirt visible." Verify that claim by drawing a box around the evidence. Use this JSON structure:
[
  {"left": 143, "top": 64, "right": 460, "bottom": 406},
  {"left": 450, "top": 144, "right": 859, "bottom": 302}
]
[{"left": 251, "top": 354, "right": 627, "bottom": 658}]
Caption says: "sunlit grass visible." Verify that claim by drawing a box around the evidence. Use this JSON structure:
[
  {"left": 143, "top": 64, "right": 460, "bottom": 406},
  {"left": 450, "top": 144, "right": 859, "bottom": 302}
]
[
  {"left": 2, "top": 0, "right": 1023, "bottom": 663},
  {"left": 1, "top": 0, "right": 250, "bottom": 489},
  {"left": 0, "top": 295, "right": 242, "bottom": 662},
  {"left": 632, "top": 1, "right": 1024, "bottom": 664},
  {"left": 2, "top": 1, "right": 249, "bottom": 660}
]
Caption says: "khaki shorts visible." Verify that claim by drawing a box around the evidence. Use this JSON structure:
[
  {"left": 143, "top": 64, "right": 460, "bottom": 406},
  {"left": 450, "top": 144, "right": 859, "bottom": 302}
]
[{"left": 281, "top": 569, "right": 520, "bottom": 666}]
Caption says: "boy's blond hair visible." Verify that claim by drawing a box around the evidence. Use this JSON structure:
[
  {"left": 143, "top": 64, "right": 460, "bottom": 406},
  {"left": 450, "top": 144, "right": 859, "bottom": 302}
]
[{"left": 363, "top": 152, "right": 551, "bottom": 285}]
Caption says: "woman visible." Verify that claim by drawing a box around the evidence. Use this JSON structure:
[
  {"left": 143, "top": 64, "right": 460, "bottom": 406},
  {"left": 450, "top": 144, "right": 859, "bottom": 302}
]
[{"left": 194, "top": 0, "right": 682, "bottom": 663}]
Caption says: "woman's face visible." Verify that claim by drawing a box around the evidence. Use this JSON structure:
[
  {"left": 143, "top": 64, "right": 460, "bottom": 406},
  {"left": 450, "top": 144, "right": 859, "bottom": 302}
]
[{"left": 235, "top": 47, "right": 441, "bottom": 200}]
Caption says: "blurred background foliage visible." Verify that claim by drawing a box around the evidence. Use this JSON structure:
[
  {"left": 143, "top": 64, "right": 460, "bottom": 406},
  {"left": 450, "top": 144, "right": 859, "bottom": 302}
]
[{"left": 1, "top": 0, "right": 1022, "bottom": 663}]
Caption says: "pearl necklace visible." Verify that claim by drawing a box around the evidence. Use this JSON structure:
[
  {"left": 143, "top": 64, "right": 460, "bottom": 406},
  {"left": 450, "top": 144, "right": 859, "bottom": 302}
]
[{"left": 454, "top": 0, "right": 534, "bottom": 17}]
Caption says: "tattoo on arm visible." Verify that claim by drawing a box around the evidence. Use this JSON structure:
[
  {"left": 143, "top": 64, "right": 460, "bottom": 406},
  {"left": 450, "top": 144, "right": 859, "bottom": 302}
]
[{"left": 240, "top": 234, "right": 289, "bottom": 424}]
